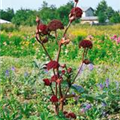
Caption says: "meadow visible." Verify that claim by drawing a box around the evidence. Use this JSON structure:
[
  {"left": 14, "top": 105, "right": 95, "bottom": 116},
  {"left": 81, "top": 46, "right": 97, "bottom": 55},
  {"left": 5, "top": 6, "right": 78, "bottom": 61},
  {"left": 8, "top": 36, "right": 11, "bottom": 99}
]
[{"left": 0, "top": 23, "right": 120, "bottom": 120}]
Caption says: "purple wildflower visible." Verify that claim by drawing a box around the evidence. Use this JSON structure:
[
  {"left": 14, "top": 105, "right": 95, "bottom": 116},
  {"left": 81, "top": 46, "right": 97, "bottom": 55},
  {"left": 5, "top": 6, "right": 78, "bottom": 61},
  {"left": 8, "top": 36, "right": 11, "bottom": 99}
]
[
  {"left": 11, "top": 67, "right": 15, "bottom": 71},
  {"left": 88, "top": 63, "right": 94, "bottom": 71},
  {"left": 99, "top": 83, "right": 104, "bottom": 90},
  {"left": 85, "top": 104, "right": 91, "bottom": 110},
  {"left": 5, "top": 70, "right": 9, "bottom": 77},
  {"left": 105, "top": 78, "right": 109, "bottom": 88}
]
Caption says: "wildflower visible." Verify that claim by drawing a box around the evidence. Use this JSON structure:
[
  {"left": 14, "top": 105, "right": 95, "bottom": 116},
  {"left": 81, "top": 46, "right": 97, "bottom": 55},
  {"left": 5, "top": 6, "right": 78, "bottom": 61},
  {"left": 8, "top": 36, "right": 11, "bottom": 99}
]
[
  {"left": 99, "top": 83, "right": 104, "bottom": 90},
  {"left": 79, "top": 40, "right": 93, "bottom": 49},
  {"left": 63, "top": 111, "right": 68, "bottom": 115},
  {"left": 11, "top": 67, "right": 15, "bottom": 71},
  {"left": 59, "top": 37, "right": 70, "bottom": 46},
  {"left": 47, "top": 61, "right": 59, "bottom": 70},
  {"left": 68, "top": 112, "right": 76, "bottom": 119},
  {"left": 38, "top": 24, "right": 48, "bottom": 35},
  {"left": 88, "top": 63, "right": 94, "bottom": 71},
  {"left": 83, "top": 59, "right": 91, "bottom": 65},
  {"left": 61, "top": 70, "right": 66, "bottom": 74},
  {"left": 5, "top": 70, "right": 9, "bottom": 77},
  {"left": 116, "top": 37, "right": 120, "bottom": 44},
  {"left": 48, "top": 19, "right": 64, "bottom": 31},
  {"left": 50, "top": 95, "right": 58, "bottom": 103},
  {"left": 105, "top": 78, "right": 109, "bottom": 88},
  {"left": 43, "top": 79, "right": 51, "bottom": 86},
  {"left": 69, "top": 7, "right": 83, "bottom": 22},
  {"left": 51, "top": 75, "right": 58, "bottom": 82},
  {"left": 85, "top": 103, "right": 91, "bottom": 110},
  {"left": 67, "top": 68, "right": 72, "bottom": 73},
  {"left": 74, "top": 0, "right": 79, "bottom": 3},
  {"left": 42, "top": 37, "right": 48, "bottom": 43}
]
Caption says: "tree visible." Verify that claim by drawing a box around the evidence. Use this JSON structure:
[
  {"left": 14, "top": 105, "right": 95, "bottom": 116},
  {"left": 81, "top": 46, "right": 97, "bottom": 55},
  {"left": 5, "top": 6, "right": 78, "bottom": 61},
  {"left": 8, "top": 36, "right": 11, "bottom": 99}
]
[
  {"left": 0, "top": 8, "right": 14, "bottom": 21},
  {"left": 56, "top": 1, "right": 74, "bottom": 25},
  {"left": 12, "top": 9, "right": 37, "bottom": 26},
  {"left": 95, "top": 0, "right": 108, "bottom": 15},
  {"left": 110, "top": 12, "right": 120, "bottom": 23},
  {"left": 98, "top": 11, "right": 106, "bottom": 23}
]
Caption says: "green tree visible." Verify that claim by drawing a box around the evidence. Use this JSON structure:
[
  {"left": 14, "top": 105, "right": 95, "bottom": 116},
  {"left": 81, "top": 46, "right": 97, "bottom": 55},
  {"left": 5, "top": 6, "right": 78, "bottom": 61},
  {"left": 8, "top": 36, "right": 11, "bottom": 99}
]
[
  {"left": 12, "top": 9, "right": 37, "bottom": 26},
  {"left": 0, "top": 8, "right": 14, "bottom": 21},
  {"left": 110, "top": 12, "right": 120, "bottom": 23},
  {"left": 98, "top": 11, "right": 106, "bottom": 23},
  {"left": 56, "top": 1, "right": 74, "bottom": 25}
]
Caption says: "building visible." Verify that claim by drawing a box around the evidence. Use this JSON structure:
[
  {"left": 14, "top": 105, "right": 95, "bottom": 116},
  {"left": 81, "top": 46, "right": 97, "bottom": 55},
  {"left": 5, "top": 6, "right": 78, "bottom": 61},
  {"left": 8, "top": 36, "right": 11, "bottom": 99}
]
[
  {"left": 0, "top": 19, "right": 11, "bottom": 24},
  {"left": 81, "top": 7, "right": 99, "bottom": 24}
]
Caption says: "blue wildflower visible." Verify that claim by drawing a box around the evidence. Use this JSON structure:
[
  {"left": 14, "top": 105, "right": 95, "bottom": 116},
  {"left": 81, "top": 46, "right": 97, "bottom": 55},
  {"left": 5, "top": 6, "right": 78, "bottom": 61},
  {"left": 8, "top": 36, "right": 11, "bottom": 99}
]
[{"left": 5, "top": 70, "right": 9, "bottom": 77}]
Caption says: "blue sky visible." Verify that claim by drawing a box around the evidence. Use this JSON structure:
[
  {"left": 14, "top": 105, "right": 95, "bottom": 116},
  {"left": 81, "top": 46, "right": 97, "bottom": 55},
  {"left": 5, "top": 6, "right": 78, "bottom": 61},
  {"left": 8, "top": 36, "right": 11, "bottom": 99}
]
[{"left": 1, "top": 0, "right": 120, "bottom": 11}]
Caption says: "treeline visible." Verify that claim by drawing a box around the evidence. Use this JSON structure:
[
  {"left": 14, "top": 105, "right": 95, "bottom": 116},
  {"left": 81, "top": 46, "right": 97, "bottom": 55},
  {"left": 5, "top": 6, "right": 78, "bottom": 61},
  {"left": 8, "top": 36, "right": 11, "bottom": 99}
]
[
  {"left": 0, "top": 1, "right": 74, "bottom": 26},
  {"left": 95, "top": 0, "right": 120, "bottom": 23},
  {"left": 0, "top": 0, "right": 120, "bottom": 26}
]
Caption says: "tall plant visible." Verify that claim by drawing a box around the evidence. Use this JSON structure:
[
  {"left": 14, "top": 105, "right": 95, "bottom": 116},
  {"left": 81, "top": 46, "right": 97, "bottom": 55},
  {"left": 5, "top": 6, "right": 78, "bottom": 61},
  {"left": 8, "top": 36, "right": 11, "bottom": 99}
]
[{"left": 35, "top": 0, "right": 93, "bottom": 118}]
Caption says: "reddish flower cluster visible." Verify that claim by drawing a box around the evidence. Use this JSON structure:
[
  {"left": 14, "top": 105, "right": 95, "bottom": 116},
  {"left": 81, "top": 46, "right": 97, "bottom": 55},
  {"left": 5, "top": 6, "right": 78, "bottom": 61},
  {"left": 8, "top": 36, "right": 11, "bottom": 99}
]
[
  {"left": 79, "top": 40, "right": 93, "bottom": 49},
  {"left": 43, "top": 79, "right": 51, "bottom": 86},
  {"left": 48, "top": 19, "right": 64, "bottom": 31},
  {"left": 38, "top": 24, "right": 48, "bottom": 35},
  {"left": 47, "top": 61, "right": 59, "bottom": 70},
  {"left": 69, "top": 7, "right": 83, "bottom": 22},
  {"left": 67, "top": 68, "right": 72, "bottom": 73},
  {"left": 50, "top": 95, "right": 58, "bottom": 103},
  {"left": 51, "top": 75, "right": 58, "bottom": 82},
  {"left": 64, "top": 111, "right": 76, "bottom": 119},
  {"left": 42, "top": 37, "right": 48, "bottom": 43},
  {"left": 74, "top": 0, "right": 79, "bottom": 3},
  {"left": 83, "top": 59, "right": 91, "bottom": 64}
]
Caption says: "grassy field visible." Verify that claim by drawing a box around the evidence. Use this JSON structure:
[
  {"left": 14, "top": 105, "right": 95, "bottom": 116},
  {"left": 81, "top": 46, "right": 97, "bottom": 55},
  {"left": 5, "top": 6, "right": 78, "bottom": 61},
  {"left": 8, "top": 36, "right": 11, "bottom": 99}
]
[{"left": 0, "top": 24, "right": 120, "bottom": 120}]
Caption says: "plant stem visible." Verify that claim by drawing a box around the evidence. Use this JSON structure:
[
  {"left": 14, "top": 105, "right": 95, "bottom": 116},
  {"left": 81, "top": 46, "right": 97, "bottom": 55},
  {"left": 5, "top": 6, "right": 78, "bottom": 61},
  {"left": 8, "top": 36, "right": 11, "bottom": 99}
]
[{"left": 36, "top": 35, "right": 52, "bottom": 61}]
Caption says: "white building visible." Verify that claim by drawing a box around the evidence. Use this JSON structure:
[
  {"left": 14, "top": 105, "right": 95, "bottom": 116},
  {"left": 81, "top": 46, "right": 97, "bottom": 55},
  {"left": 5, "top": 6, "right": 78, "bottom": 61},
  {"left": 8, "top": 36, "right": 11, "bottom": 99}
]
[
  {"left": 81, "top": 7, "right": 99, "bottom": 24},
  {"left": 0, "top": 19, "right": 11, "bottom": 24}
]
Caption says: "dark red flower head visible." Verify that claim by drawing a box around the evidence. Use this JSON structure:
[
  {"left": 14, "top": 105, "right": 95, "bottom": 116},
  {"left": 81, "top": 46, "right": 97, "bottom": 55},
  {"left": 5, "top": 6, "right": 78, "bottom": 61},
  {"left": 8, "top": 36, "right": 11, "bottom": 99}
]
[
  {"left": 67, "top": 68, "right": 72, "bottom": 73},
  {"left": 79, "top": 40, "right": 93, "bottom": 49},
  {"left": 69, "top": 7, "right": 83, "bottom": 22},
  {"left": 50, "top": 95, "right": 58, "bottom": 103},
  {"left": 47, "top": 61, "right": 59, "bottom": 70},
  {"left": 83, "top": 59, "right": 91, "bottom": 64},
  {"left": 74, "top": 0, "right": 79, "bottom": 3},
  {"left": 48, "top": 19, "right": 64, "bottom": 31},
  {"left": 68, "top": 112, "right": 76, "bottom": 119},
  {"left": 38, "top": 24, "right": 48, "bottom": 35},
  {"left": 42, "top": 37, "right": 48, "bottom": 43},
  {"left": 51, "top": 75, "right": 58, "bottom": 82},
  {"left": 43, "top": 79, "right": 51, "bottom": 86}
]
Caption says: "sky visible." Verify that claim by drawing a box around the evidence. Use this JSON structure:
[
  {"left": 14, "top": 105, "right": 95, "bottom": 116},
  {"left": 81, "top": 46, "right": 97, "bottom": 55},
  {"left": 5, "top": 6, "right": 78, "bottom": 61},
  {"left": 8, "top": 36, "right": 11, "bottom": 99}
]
[{"left": 0, "top": 0, "right": 120, "bottom": 11}]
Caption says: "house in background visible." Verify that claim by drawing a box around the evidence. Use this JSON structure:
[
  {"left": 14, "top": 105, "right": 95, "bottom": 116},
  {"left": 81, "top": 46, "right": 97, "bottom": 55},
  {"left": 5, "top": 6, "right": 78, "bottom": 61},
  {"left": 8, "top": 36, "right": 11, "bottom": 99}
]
[
  {"left": 0, "top": 19, "right": 11, "bottom": 24},
  {"left": 81, "top": 7, "right": 99, "bottom": 24}
]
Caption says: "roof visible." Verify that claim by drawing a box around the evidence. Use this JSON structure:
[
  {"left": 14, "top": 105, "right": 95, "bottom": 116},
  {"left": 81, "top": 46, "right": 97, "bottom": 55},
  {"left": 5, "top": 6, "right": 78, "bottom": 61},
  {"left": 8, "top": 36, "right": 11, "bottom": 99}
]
[
  {"left": 81, "top": 7, "right": 94, "bottom": 12},
  {"left": 0, "top": 19, "right": 11, "bottom": 24},
  {"left": 81, "top": 16, "right": 98, "bottom": 21}
]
